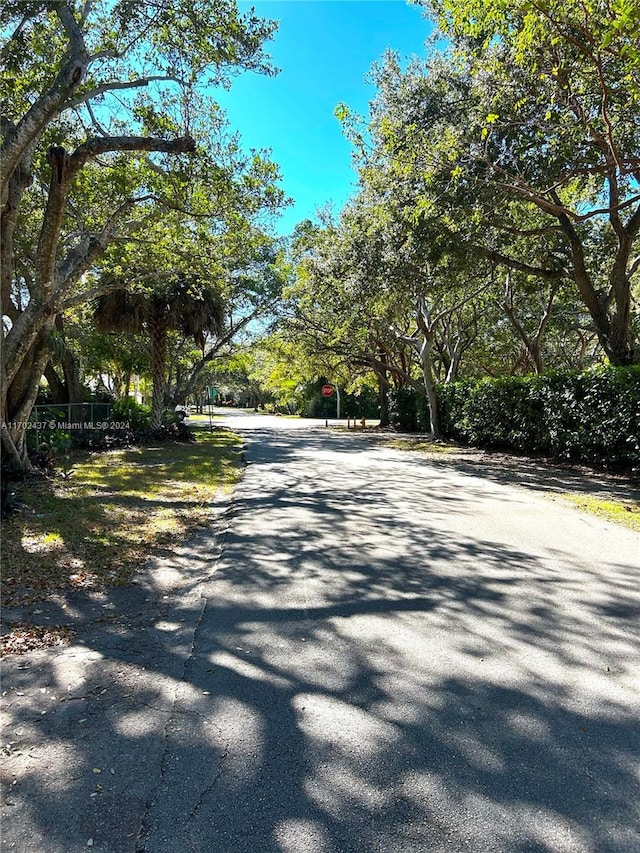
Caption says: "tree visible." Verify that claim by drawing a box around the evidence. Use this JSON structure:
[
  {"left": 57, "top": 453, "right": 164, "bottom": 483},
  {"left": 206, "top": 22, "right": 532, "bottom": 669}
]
[
  {"left": 351, "top": 0, "right": 640, "bottom": 365},
  {"left": 286, "top": 186, "right": 504, "bottom": 437},
  {"left": 283, "top": 213, "right": 407, "bottom": 426},
  {"left": 43, "top": 314, "right": 86, "bottom": 404},
  {"left": 94, "top": 274, "right": 225, "bottom": 428},
  {"left": 71, "top": 303, "right": 151, "bottom": 402},
  {"left": 1, "top": 0, "right": 278, "bottom": 466},
  {"left": 166, "top": 232, "right": 290, "bottom": 407}
]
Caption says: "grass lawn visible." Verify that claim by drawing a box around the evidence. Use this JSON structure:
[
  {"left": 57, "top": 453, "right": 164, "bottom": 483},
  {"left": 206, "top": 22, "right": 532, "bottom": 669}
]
[{"left": 1, "top": 428, "right": 243, "bottom": 609}]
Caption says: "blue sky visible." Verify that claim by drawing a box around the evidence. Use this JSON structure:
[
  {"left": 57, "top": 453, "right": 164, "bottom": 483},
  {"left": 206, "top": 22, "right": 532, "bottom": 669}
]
[{"left": 215, "top": 1, "right": 434, "bottom": 235}]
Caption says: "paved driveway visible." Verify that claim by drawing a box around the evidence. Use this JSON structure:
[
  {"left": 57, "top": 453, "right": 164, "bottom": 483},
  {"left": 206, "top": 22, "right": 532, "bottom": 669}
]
[{"left": 2, "top": 415, "right": 638, "bottom": 852}]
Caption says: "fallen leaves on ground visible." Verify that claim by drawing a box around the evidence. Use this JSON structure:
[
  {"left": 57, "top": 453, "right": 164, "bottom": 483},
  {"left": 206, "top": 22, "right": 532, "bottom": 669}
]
[{"left": 0, "top": 623, "right": 75, "bottom": 657}]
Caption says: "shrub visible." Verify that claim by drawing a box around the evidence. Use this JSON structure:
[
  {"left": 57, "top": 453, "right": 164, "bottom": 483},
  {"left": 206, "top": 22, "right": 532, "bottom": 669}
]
[
  {"left": 389, "top": 387, "right": 419, "bottom": 432},
  {"left": 111, "top": 398, "right": 151, "bottom": 432},
  {"left": 436, "top": 365, "right": 639, "bottom": 469},
  {"left": 437, "top": 380, "right": 470, "bottom": 440},
  {"left": 388, "top": 387, "right": 433, "bottom": 432}
]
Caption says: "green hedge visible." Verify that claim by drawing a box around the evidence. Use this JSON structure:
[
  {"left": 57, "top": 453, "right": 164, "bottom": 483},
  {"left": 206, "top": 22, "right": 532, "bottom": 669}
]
[
  {"left": 393, "top": 366, "right": 640, "bottom": 468},
  {"left": 388, "top": 387, "right": 431, "bottom": 432}
]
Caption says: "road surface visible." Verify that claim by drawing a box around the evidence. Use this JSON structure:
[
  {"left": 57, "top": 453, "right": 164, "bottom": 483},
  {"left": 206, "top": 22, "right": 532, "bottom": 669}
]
[{"left": 2, "top": 412, "right": 638, "bottom": 852}]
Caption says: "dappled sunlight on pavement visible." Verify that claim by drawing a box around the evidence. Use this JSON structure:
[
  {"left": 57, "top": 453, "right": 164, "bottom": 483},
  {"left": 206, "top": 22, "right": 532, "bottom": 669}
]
[
  {"left": 140, "top": 425, "right": 639, "bottom": 852},
  {"left": 1, "top": 421, "right": 638, "bottom": 852}
]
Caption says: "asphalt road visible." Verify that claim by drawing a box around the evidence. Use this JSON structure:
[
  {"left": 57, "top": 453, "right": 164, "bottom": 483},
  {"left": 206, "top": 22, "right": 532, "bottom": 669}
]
[{"left": 2, "top": 412, "right": 639, "bottom": 852}]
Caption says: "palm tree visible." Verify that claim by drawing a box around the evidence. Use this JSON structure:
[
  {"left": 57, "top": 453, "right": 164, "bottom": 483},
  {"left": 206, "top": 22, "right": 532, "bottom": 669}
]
[{"left": 94, "top": 275, "right": 225, "bottom": 429}]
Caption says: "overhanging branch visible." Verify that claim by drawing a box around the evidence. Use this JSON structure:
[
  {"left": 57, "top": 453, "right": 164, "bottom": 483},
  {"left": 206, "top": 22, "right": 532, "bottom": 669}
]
[{"left": 479, "top": 247, "right": 565, "bottom": 280}]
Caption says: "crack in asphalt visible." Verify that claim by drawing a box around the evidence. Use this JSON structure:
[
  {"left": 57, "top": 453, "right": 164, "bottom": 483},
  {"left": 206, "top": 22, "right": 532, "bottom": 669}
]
[
  {"left": 133, "top": 594, "right": 208, "bottom": 852},
  {"left": 187, "top": 742, "right": 229, "bottom": 822},
  {"left": 133, "top": 477, "right": 247, "bottom": 850},
  {"left": 131, "top": 468, "right": 255, "bottom": 852}
]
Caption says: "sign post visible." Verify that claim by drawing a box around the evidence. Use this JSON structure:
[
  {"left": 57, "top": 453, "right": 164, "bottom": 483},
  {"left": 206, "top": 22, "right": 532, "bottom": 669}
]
[
  {"left": 321, "top": 384, "right": 334, "bottom": 427},
  {"left": 207, "top": 387, "right": 217, "bottom": 431}
]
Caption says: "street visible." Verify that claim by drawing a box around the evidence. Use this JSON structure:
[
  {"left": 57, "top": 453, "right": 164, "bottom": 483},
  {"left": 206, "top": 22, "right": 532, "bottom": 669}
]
[{"left": 2, "top": 412, "right": 639, "bottom": 852}]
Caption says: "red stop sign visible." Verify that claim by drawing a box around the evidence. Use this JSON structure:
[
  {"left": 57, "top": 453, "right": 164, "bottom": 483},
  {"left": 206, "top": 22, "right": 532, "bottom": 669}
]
[{"left": 321, "top": 384, "right": 334, "bottom": 397}]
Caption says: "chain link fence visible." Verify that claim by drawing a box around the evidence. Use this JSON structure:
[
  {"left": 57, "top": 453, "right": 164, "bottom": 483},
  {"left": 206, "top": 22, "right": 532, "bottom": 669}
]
[{"left": 30, "top": 403, "right": 113, "bottom": 451}]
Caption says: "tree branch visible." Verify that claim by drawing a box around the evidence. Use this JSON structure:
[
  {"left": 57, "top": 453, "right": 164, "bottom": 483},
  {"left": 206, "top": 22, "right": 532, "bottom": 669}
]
[
  {"left": 1, "top": 4, "right": 89, "bottom": 199},
  {"left": 55, "top": 199, "right": 148, "bottom": 296},
  {"left": 65, "top": 75, "right": 183, "bottom": 111},
  {"left": 68, "top": 134, "right": 196, "bottom": 178},
  {"left": 478, "top": 247, "right": 564, "bottom": 279},
  {"left": 56, "top": 3, "right": 87, "bottom": 55}
]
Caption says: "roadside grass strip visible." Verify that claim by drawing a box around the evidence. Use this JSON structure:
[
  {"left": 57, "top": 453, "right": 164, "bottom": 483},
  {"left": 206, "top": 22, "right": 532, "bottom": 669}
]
[
  {"left": 383, "top": 437, "right": 458, "bottom": 454},
  {"left": 1, "top": 429, "right": 243, "bottom": 609},
  {"left": 556, "top": 494, "right": 640, "bottom": 532}
]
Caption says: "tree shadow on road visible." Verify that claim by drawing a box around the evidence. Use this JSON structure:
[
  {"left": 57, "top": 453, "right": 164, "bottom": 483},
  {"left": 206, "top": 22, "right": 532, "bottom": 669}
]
[
  {"left": 2, "top": 428, "right": 639, "bottom": 852},
  {"left": 373, "top": 431, "right": 639, "bottom": 501}
]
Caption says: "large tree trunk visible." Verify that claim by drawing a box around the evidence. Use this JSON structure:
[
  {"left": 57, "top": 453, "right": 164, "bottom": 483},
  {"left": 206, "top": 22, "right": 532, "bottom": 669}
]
[
  {"left": 608, "top": 262, "right": 637, "bottom": 365},
  {"left": 149, "top": 302, "right": 168, "bottom": 430},
  {"left": 556, "top": 207, "right": 638, "bottom": 366},
  {"left": 61, "top": 348, "right": 84, "bottom": 408},
  {"left": 375, "top": 349, "right": 391, "bottom": 428},
  {"left": 2, "top": 328, "right": 53, "bottom": 467},
  {"left": 416, "top": 301, "right": 443, "bottom": 440},
  {"left": 58, "top": 314, "right": 85, "bottom": 406},
  {"left": 44, "top": 316, "right": 85, "bottom": 405},
  {"left": 419, "top": 343, "right": 442, "bottom": 439},
  {"left": 390, "top": 303, "right": 443, "bottom": 439},
  {"left": 44, "top": 362, "right": 67, "bottom": 403}
]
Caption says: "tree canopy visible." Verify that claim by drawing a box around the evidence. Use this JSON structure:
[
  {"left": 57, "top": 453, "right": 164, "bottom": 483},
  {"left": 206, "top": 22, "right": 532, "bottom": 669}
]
[
  {"left": 366, "top": 0, "right": 640, "bottom": 365},
  {"left": 2, "top": 0, "right": 638, "bottom": 453},
  {"left": 266, "top": 0, "right": 638, "bottom": 432},
  {"left": 1, "top": 0, "right": 285, "bottom": 464}
]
